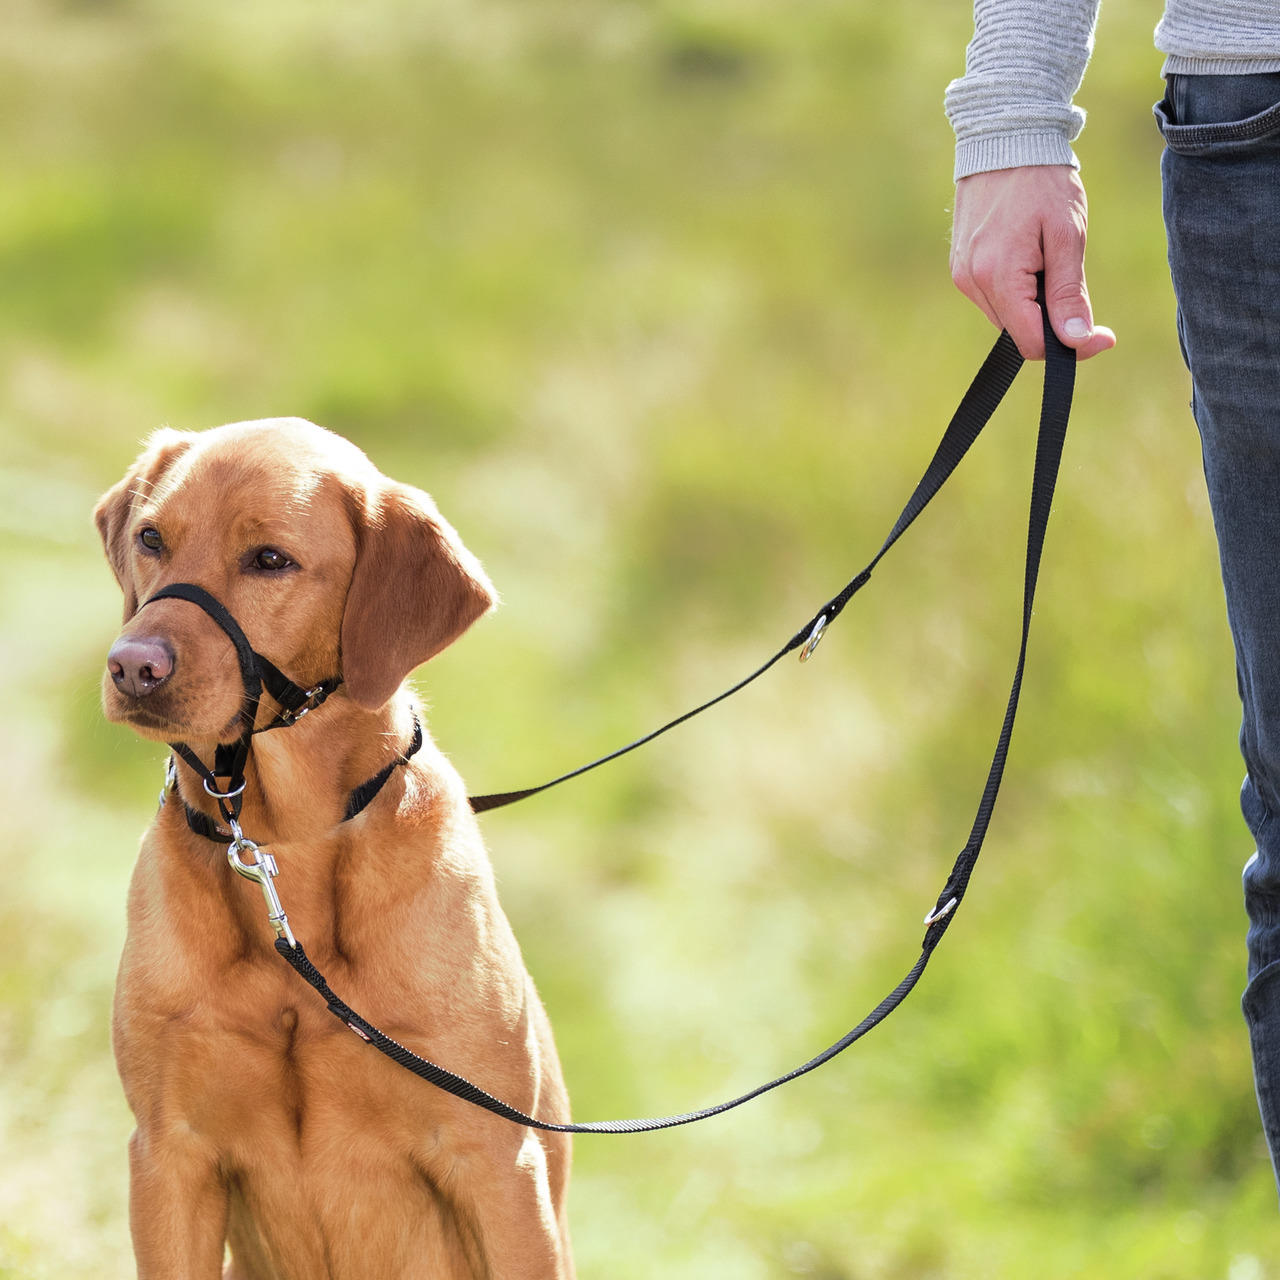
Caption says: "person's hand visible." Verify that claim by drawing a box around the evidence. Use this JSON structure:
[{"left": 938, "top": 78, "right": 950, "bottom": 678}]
[{"left": 950, "top": 165, "right": 1116, "bottom": 361}]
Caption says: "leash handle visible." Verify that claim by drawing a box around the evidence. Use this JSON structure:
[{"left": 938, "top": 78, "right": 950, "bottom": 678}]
[
  {"left": 923, "top": 289, "right": 1075, "bottom": 947},
  {"left": 276, "top": 292, "right": 1076, "bottom": 1134}
]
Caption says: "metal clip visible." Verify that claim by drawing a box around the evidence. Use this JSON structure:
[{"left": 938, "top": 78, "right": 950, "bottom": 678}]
[
  {"left": 158, "top": 755, "right": 178, "bottom": 807},
  {"left": 923, "top": 897, "right": 958, "bottom": 927},
  {"left": 226, "top": 823, "right": 296, "bottom": 947},
  {"left": 799, "top": 615, "right": 828, "bottom": 663}
]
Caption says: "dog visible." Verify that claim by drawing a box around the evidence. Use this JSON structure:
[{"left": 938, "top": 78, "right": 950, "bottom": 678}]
[{"left": 95, "top": 418, "right": 574, "bottom": 1279}]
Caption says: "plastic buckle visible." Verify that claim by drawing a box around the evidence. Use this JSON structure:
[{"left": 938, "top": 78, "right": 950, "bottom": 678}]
[{"left": 158, "top": 755, "right": 178, "bottom": 807}]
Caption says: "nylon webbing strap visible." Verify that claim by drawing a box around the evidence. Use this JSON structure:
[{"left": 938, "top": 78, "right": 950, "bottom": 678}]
[
  {"left": 342, "top": 714, "right": 425, "bottom": 822},
  {"left": 467, "top": 327, "right": 1026, "bottom": 814},
  {"left": 180, "top": 714, "right": 425, "bottom": 842},
  {"left": 141, "top": 582, "right": 341, "bottom": 730},
  {"left": 276, "top": 296, "right": 1077, "bottom": 1134},
  {"left": 276, "top": 937, "right": 932, "bottom": 1133},
  {"left": 141, "top": 581, "right": 344, "bottom": 831},
  {"left": 144, "top": 583, "right": 264, "bottom": 706},
  {"left": 920, "top": 307, "right": 1075, "bottom": 944}
]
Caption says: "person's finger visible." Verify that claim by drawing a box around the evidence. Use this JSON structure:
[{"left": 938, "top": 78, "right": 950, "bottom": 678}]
[
  {"left": 949, "top": 256, "right": 1003, "bottom": 332},
  {"left": 1072, "top": 324, "right": 1117, "bottom": 361},
  {"left": 1042, "top": 205, "right": 1094, "bottom": 347},
  {"left": 1040, "top": 188, "right": 1116, "bottom": 360},
  {"left": 979, "top": 261, "right": 1046, "bottom": 360}
]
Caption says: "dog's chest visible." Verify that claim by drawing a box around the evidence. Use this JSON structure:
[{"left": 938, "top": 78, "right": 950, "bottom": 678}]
[{"left": 136, "top": 986, "right": 462, "bottom": 1169}]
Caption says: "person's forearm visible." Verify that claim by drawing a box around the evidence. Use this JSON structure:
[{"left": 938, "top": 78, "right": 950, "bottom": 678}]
[{"left": 944, "top": 0, "right": 1101, "bottom": 181}]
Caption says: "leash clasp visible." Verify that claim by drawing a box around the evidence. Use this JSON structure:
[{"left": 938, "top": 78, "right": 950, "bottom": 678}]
[
  {"left": 799, "top": 614, "right": 827, "bottom": 662},
  {"left": 226, "top": 821, "right": 297, "bottom": 948}
]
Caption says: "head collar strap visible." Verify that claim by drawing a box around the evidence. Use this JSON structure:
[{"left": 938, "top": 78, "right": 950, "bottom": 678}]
[
  {"left": 175, "top": 713, "right": 424, "bottom": 843},
  {"left": 144, "top": 581, "right": 261, "bottom": 692},
  {"left": 138, "top": 581, "right": 343, "bottom": 827}
]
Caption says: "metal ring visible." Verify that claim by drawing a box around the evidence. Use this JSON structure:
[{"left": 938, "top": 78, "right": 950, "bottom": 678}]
[
  {"left": 204, "top": 777, "right": 247, "bottom": 800},
  {"left": 923, "top": 897, "right": 958, "bottom": 927}
]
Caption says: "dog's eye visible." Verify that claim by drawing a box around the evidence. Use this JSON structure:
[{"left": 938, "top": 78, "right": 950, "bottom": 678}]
[
  {"left": 138, "top": 527, "right": 163, "bottom": 552},
  {"left": 253, "top": 547, "right": 293, "bottom": 572}
]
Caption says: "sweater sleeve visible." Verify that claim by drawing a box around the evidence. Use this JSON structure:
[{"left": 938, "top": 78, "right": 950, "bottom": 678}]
[{"left": 944, "top": 0, "right": 1102, "bottom": 181}]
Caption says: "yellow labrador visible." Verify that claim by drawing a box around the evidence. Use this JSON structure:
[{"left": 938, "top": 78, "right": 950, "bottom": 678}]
[{"left": 96, "top": 418, "right": 573, "bottom": 1279}]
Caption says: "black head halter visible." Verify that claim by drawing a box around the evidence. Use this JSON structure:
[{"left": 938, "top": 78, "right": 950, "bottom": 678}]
[{"left": 138, "top": 582, "right": 416, "bottom": 839}]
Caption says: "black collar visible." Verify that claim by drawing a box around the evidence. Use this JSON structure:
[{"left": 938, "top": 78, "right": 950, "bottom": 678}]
[{"left": 173, "top": 713, "right": 425, "bottom": 844}]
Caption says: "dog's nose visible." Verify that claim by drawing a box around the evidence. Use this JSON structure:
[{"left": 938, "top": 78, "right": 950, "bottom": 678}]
[{"left": 107, "top": 636, "right": 175, "bottom": 698}]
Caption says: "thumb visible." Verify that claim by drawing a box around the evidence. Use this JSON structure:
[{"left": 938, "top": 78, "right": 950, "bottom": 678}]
[
  {"left": 1043, "top": 232, "right": 1093, "bottom": 348},
  {"left": 1042, "top": 231, "right": 1115, "bottom": 360}
]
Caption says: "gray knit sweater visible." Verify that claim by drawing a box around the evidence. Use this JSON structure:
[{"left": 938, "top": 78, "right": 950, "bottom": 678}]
[{"left": 946, "top": 1, "right": 1280, "bottom": 180}]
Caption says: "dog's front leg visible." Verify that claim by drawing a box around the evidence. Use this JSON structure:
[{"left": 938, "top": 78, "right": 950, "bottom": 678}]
[
  {"left": 128, "top": 1126, "right": 229, "bottom": 1279},
  {"left": 453, "top": 1128, "right": 574, "bottom": 1280}
]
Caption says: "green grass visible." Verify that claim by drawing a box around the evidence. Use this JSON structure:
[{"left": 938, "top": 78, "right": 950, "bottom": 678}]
[{"left": 1, "top": 0, "right": 1276, "bottom": 1274}]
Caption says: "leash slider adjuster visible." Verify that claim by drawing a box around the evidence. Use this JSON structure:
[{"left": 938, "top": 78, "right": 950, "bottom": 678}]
[
  {"left": 799, "top": 614, "right": 828, "bottom": 662},
  {"left": 923, "top": 897, "right": 958, "bottom": 927},
  {"left": 280, "top": 685, "right": 326, "bottom": 725}
]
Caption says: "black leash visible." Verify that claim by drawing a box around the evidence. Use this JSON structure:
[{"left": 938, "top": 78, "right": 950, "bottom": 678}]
[
  {"left": 467, "top": 312, "right": 1030, "bottom": 814},
  {"left": 269, "top": 292, "right": 1075, "bottom": 1133}
]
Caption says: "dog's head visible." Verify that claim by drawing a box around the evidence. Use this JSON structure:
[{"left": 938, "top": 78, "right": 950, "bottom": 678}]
[{"left": 95, "top": 418, "right": 496, "bottom": 743}]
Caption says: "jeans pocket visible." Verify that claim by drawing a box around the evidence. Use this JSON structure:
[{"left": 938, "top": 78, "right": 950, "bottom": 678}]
[
  {"left": 1156, "top": 73, "right": 1280, "bottom": 156},
  {"left": 1245, "top": 957, "right": 1280, "bottom": 1023}
]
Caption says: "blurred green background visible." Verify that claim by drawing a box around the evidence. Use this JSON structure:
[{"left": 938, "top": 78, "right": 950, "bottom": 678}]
[{"left": 1, "top": 0, "right": 1275, "bottom": 1275}]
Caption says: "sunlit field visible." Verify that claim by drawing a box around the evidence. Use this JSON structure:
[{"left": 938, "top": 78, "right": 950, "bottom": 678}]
[{"left": 2, "top": 0, "right": 1276, "bottom": 1275}]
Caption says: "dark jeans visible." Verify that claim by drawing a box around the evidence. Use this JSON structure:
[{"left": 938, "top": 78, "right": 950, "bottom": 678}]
[{"left": 1157, "top": 71, "right": 1280, "bottom": 1190}]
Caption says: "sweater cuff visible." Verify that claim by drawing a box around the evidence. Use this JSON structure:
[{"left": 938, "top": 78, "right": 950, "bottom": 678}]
[{"left": 954, "top": 132, "right": 1079, "bottom": 181}]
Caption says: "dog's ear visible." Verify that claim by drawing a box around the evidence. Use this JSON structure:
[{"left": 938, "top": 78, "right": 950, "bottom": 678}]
[
  {"left": 93, "top": 431, "right": 192, "bottom": 620},
  {"left": 341, "top": 480, "right": 497, "bottom": 710}
]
